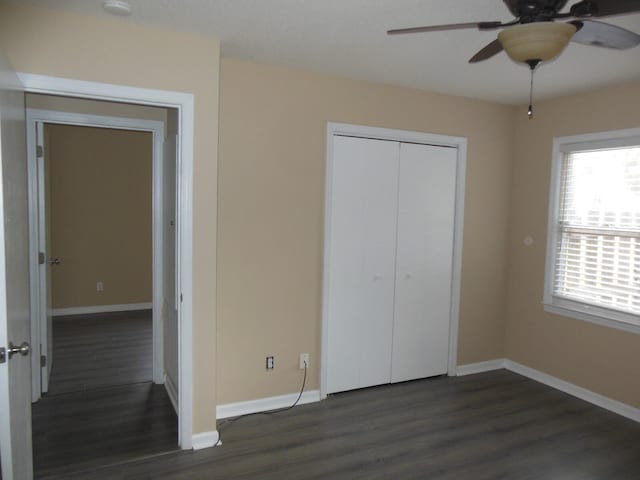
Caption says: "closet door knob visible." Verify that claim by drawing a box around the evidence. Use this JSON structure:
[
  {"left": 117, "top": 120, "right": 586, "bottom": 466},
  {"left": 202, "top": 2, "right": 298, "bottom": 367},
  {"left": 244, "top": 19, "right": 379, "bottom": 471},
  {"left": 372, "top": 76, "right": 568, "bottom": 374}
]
[
  {"left": 405, "top": 272, "right": 413, "bottom": 279},
  {"left": 372, "top": 274, "right": 382, "bottom": 282}
]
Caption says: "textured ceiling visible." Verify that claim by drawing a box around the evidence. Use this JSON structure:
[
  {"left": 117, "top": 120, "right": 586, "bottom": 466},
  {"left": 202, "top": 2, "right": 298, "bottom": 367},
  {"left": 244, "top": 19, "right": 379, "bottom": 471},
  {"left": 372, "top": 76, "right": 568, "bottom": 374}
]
[{"left": 9, "top": 0, "right": 640, "bottom": 104}]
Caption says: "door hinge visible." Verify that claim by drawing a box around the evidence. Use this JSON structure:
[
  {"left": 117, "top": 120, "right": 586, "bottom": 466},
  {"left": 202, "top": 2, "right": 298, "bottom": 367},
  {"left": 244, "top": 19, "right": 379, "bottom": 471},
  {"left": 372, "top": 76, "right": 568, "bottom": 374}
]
[
  {"left": 36, "top": 145, "right": 44, "bottom": 158},
  {"left": 0, "top": 347, "right": 5, "bottom": 364},
  {"left": 180, "top": 293, "right": 183, "bottom": 303},
  {"left": 40, "top": 355, "right": 46, "bottom": 367},
  {"left": 39, "top": 251, "right": 46, "bottom": 265}
]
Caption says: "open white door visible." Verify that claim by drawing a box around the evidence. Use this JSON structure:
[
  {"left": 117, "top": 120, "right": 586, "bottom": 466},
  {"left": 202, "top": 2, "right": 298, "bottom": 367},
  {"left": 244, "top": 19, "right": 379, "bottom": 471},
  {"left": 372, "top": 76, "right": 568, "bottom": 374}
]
[
  {"left": 36, "top": 122, "right": 53, "bottom": 394},
  {"left": 162, "top": 109, "right": 179, "bottom": 410},
  {"left": 0, "top": 53, "right": 34, "bottom": 479}
]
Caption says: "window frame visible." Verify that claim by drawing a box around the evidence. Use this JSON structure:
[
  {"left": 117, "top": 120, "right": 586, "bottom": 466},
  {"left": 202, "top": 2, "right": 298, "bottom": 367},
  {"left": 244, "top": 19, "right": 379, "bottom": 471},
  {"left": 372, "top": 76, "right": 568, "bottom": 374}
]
[{"left": 544, "top": 128, "right": 640, "bottom": 335}]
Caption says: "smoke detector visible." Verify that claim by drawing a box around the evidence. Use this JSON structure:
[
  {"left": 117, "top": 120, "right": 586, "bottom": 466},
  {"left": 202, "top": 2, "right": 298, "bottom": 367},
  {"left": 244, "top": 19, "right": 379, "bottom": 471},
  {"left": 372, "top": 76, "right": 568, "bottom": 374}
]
[{"left": 103, "top": 0, "right": 132, "bottom": 16}]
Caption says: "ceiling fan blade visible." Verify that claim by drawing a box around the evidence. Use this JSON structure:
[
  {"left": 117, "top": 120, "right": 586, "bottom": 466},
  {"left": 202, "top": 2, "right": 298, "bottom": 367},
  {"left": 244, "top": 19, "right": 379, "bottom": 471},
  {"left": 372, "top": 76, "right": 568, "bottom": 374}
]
[
  {"left": 571, "top": 0, "right": 640, "bottom": 17},
  {"left": 571, "top": 19, "right": 640, "bottom": 49},
  {"left": 387, "top": 21, "right": 503, "bottom": 35},
  {"left": 468, "top": 39, "right": 504, "bottom": 63}
]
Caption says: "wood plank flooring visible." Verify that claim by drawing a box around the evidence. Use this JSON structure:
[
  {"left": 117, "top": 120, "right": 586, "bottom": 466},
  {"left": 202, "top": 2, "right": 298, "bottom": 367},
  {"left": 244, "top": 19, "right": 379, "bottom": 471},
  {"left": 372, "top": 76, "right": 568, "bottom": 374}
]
[
  {"left": 32, "top": 311, "right": 178, "bottom": 478},
  {"left": 32, "top": 382, "right": 178, "bottom": 478},
  {"left": 46, "top": 310, "right": 153, "bottom": 396},
  {"left": 44, "top": 369, "right": 640, "bottom": 480}
]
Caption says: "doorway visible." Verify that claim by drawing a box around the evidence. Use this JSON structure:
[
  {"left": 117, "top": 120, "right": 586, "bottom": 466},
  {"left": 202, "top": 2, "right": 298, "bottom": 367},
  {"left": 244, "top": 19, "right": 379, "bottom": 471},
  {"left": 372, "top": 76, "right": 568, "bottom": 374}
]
[
  {"left": 40, "top": 121, "right": 157, "bottom": 382},
  {"left": 26, "top": 97, "right": 180, "bottom": 476},
  {"left": 0, "top": 71, "right": 197, "bottom": 478}
]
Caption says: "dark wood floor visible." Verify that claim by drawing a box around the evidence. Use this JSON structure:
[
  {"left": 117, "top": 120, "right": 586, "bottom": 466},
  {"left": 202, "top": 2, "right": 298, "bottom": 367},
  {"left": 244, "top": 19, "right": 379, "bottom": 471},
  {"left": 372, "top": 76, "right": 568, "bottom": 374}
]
[
  {"left": 47, "top": 310, "right": 153, "bottom": 396},
  {"left": 32, "top": 382, "right": 178, "bottom": 478},
  {"left": 32, "top": 310, "right": 178, "bottom": 478},
  {"left": 43, "top": 369, "right": 640, "bottom": 480}
]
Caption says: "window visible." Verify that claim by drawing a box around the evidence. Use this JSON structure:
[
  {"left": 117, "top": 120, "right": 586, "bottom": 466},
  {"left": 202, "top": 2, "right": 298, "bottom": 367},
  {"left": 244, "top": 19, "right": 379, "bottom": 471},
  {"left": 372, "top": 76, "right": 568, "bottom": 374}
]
[{"left": 544, "top": 130, "right": 640, "bottom": 334}]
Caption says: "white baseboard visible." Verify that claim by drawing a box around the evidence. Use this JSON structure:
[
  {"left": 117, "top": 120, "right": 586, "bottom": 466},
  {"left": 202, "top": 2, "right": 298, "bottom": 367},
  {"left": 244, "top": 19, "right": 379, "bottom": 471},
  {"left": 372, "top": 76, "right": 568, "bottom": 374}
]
[
  {"left": 455, "top": 358, "right": 640, "bottom": 424},
  {"left": 217, "top": 390, "right": 321, "bottom": 419},
  {"left": 164, "top": 373, "right": 178, "bottom": 415},
  {"left": 192, "top": 431, "right": 220, "bottom": 450},
  {"left": 53, "top": 302, "right": 152, "bottom": 316},
  {"left": 456, "top": 358, "right": 506, "bottom": 376},
  {"left": 505, "top": 360, "right": 640, "bottom": 423}
]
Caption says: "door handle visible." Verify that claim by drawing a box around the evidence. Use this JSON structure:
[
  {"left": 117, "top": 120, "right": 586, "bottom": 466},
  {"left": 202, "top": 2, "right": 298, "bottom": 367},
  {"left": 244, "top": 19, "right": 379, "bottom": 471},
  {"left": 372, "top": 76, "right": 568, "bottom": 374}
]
[
  {"left": 48, "top": 258, "right": 60, "bottom": 265},
  {"left": 7, "top": 341, "right": 30, "bottom": 359}
]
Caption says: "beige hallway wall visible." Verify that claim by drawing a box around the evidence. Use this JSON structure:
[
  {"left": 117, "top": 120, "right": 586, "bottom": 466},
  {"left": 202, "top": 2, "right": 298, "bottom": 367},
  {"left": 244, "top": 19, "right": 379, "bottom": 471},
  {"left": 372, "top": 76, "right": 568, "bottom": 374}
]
[
  {"left": 47, "top": 124, "right": 152, "bottom": 310},
  {"left": 218, "top": 58, "right": 516, "bottom": 404},
  {"left": 506, "top": 81, "right": 640, "bottom": 408},
  {"left": 0, "top": 2, "right": 220, "bottom": 435}
]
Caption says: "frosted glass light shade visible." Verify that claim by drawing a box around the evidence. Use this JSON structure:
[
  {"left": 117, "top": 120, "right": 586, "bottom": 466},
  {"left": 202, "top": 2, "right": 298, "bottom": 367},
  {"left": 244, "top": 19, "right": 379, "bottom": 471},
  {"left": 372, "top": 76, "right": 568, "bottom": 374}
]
[{"left": 498, "top": 22, "right": 577, "bottom": 63}]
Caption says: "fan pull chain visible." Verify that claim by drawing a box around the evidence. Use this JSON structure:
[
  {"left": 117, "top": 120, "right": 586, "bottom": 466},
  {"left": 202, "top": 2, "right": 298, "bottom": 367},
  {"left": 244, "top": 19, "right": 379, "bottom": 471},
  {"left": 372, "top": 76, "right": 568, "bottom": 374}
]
[
  {"left": 528, "top": 66, "right": 534, "bottom": 119},
  {"left": 526, "top": 60, "right": 539, "bottom": 120}
]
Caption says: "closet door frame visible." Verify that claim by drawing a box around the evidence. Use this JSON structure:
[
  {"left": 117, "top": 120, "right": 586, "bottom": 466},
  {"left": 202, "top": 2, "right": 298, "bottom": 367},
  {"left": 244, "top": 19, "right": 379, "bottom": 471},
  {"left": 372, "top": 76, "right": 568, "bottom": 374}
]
[{"left": 320, "top": 122, "right": 467, "bottom": 399}]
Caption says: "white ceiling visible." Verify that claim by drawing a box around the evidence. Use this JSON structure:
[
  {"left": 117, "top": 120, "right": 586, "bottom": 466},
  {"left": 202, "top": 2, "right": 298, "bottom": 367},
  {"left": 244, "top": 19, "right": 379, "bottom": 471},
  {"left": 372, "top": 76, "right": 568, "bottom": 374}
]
[{"left": 10, "top": 0, "right": 640, "bottom": 104}]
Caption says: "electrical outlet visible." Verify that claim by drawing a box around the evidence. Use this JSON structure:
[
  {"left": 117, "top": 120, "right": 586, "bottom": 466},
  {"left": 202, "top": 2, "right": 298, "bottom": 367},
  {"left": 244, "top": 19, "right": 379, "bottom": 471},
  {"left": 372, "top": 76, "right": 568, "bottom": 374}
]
[
  {"left": 299, "top": 353, "right": 309, "bottom": 370},
  {"left": 266, "top": 356, "right": 275, "bottom": 370},
  {"left": 96, "top": 281, "right": 104, "bottom": 292}
]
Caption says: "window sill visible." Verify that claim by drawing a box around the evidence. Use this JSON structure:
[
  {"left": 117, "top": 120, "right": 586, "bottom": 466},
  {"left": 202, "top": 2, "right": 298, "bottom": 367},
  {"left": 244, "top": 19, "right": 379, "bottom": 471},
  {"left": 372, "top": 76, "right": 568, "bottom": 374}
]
[{"left": 543, "top": 302, "right": 640, "bottom": 335}]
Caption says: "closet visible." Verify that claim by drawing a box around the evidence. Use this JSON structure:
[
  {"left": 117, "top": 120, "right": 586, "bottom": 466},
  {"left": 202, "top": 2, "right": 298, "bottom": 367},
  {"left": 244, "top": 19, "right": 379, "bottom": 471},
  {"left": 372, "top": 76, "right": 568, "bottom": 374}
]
[{"left": 325, "top": 134, "right": 458, "bottom": 394}]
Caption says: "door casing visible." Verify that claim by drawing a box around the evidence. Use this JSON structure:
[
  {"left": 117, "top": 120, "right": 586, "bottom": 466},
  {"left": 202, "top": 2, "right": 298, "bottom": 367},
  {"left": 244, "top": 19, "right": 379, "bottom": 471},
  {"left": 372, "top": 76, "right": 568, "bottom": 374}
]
[
  {"left": 27, "top": 110, "right": 166, "bottom": 397},
  {"left": 20, "top": 73, "right": 196, "bottom": 449}
]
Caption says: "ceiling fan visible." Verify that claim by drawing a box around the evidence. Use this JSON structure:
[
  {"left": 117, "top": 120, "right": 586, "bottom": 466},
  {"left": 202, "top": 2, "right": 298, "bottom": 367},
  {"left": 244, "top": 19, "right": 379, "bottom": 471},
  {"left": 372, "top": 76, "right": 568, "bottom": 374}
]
[
  {"left": 388, "top": 0, "right": 640, "bottom": 65},
  {"left": 388, "top": 1, "right": 640, "bottom": 118}
]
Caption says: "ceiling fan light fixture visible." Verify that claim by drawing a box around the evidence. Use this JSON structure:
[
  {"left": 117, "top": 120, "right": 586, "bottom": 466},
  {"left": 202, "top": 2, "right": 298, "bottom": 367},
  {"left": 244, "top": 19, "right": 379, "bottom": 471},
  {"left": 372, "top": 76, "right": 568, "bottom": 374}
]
[{"left": 498, "top": 22, "right": 577, "bottom": 64}]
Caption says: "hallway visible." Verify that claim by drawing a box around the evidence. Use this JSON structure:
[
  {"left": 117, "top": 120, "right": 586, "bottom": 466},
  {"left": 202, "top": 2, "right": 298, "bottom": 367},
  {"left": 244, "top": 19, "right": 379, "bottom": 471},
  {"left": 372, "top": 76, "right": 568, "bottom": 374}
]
[{"left": 31, "top": 311, "right": 177, "bottom": 478}]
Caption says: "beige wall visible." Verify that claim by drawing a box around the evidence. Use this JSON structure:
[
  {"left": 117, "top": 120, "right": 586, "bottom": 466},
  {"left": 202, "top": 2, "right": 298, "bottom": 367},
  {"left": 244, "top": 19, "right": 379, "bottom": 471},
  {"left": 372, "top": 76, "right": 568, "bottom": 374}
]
[
  {"left": 0, "top": 2, "right": 220, "bottom": 434},
  {"left": 26, "top": 93, "right": 167, "bottom": 125},
  {"left": 47, "top": 124, "right": 152, "bottom": 309},
  {"left": 217, "top": 58, "right": 516, "bottom": 404},
  {"left": 506, "top": 81, "right": 640, "bottom": 409}
]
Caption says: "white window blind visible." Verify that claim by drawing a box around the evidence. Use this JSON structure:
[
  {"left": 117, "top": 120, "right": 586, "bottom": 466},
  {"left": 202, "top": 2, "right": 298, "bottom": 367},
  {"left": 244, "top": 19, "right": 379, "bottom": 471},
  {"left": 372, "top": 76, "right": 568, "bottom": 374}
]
[{"left": 554, "top": 146, "right": 640, "bottom": 316}]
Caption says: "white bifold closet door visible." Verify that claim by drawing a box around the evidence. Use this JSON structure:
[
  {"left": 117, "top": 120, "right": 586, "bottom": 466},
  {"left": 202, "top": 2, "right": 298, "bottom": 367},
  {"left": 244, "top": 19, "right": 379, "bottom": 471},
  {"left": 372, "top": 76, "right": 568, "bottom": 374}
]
[
  {"left": 391, "top": 142, "right": 456, "bottom": 383},
  {"left": 327, "top": 136, "right": 399, "bottom": 394},
  {"left": 326, "top": 135, "right": 457, "bottom": 395}
]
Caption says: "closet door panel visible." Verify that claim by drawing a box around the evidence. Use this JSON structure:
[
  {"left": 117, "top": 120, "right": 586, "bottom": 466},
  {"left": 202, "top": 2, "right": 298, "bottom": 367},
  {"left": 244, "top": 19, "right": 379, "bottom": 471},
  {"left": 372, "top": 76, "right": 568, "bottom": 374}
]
[
  {"left": 327, "top": 136, "right": 399, "bottom": 394},
  {"left": 391, "top": 143, "right": 457, "bottom": 383}
]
